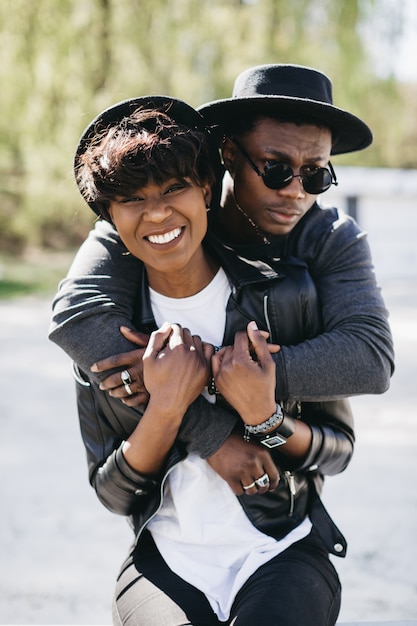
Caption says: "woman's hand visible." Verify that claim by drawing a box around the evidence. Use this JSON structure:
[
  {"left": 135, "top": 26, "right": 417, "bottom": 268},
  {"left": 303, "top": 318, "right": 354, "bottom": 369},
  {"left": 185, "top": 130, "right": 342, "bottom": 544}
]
[
  {"left": 91, "top": 326, "right": 150, "bottom": 406},
  {"left": 144, "top": 322, "right": 213, "bottom": 419},
  {"left": 211, "top": 321, "right": 277, "bottom": 426},
  {"left": 122, "top": 323, "right": 212, "bottom": 476}
]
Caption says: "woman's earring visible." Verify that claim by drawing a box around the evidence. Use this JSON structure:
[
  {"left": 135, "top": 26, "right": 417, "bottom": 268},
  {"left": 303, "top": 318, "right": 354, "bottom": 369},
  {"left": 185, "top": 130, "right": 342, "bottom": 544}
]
[{"left": 206, "top": 204, "right": 211, "bottom": 212}]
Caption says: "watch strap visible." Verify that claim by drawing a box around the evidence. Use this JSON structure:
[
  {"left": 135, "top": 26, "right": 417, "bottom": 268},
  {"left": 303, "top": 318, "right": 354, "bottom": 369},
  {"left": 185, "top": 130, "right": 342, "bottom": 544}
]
[{"left": 252, "top": 414, "right": 296, "bottom": 448}]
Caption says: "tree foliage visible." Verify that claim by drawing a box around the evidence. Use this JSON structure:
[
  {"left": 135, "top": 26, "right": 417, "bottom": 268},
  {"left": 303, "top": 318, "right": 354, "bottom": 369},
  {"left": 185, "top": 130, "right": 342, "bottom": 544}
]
[{"left": 0, "top": 0, "right": 415, "bottom": 252}]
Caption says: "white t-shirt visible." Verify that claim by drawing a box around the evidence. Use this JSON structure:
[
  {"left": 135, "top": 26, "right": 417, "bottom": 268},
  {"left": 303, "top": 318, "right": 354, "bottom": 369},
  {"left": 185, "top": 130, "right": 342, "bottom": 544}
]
[{"left": 148, "top": 267, "right": 312, "bottom": 621}]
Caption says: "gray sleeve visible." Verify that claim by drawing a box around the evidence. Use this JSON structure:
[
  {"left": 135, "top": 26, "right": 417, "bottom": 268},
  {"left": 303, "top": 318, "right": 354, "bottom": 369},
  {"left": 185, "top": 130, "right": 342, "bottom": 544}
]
[
  {"left": 274, "top": 209, "right": 394, "bottom": 401},
  {"left": 49, "top": 221, "right": 143, "bottom": 381},
  {"left": 177, "top": 396, "right": 238, "bottom": 458}
]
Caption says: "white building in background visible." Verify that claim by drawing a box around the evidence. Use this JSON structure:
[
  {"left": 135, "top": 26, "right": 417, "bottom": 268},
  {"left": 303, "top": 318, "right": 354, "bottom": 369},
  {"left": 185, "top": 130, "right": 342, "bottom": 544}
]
[{"left": 320, "top": 167, "right": 417, "bottom": 282}]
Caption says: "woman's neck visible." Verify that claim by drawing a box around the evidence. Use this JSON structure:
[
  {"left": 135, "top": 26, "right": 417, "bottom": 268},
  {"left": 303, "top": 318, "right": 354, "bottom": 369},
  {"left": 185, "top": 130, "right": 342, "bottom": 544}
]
[{"left": 146, "top": 249, "right": 219, "bottom": 298}]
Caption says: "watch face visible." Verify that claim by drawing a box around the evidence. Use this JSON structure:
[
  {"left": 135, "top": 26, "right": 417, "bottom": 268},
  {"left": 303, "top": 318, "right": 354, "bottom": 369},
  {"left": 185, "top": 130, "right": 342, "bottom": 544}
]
[{"left": 260, "top": 434, "right": 287, "bottom": 448}]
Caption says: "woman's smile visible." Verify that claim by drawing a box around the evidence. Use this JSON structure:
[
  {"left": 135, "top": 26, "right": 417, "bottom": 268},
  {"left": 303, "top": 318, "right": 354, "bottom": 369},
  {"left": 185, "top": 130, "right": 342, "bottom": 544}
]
[{"left": 146, "top": 226, "right": 184, "bottom": 245}]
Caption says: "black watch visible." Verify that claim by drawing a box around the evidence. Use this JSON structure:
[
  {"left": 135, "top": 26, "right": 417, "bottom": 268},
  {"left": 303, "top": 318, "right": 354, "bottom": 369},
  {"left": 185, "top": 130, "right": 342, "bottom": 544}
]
[{"left": 252, "top": 414, "right": 296, "bottom": 448}]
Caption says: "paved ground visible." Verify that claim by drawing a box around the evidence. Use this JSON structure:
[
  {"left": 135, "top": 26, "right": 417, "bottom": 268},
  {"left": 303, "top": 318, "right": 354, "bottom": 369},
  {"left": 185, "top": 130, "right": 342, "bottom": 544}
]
[{"left": 1, "top": 275, "right": 416, "bottom": 625}]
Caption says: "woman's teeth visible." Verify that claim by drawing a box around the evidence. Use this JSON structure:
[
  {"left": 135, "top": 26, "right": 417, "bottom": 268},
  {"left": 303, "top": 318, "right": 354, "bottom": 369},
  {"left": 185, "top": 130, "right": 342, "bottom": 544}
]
[{"left": 148, "top": 227, "right": 182, "bottom": 244}]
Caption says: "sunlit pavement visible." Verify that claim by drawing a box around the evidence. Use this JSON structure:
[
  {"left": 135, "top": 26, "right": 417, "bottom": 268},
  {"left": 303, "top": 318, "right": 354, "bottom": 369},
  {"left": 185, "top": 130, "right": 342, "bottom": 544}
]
[{"left": 0, "top": 277, "right": 416, "bottom": 624}]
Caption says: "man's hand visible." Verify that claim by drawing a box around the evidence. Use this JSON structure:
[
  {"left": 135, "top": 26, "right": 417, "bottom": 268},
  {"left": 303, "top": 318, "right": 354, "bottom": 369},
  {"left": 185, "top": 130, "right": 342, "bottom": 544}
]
[
  {"left": 211, "top": 321, "right": 277, "bottom": 425},
  {"left": 207, "top": 431, "right": 279, "bottom": 495},
  {"left": 91, "top": 326, "right": 149, "bottom": 406}
]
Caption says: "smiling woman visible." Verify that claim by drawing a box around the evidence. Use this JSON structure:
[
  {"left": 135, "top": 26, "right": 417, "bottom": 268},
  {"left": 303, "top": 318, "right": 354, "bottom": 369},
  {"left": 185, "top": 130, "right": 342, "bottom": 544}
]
[{"left": 75, "top": 99, "right": 218, "bottom": 297}]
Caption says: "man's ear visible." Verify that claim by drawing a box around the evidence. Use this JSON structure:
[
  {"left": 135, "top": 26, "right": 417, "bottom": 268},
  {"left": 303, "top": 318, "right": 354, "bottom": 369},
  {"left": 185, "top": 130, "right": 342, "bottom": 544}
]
[{"left": 221, "top": 138, "right": 237, "bottom": 174}]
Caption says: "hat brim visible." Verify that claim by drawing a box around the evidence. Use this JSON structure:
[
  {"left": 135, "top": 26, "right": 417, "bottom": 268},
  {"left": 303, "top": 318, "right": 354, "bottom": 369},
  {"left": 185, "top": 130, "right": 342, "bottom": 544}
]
[{"left": 198, "top": 96, "right": 372, "bottom": 155}]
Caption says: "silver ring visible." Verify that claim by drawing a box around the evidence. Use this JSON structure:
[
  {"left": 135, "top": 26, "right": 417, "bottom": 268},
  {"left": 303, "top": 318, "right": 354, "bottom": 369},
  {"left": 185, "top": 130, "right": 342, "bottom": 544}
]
[
  {"left": 124, "top": 382, "right": 134, "bottom": 396},
  {"left": 121, "top": 370, "right": 132, "bottom": 385},
  {"left": 255, "top": 473, "right": 270, "bottom": 488},
  {"left": 242, "top": 481, "right": 256, "bottom": 490}
]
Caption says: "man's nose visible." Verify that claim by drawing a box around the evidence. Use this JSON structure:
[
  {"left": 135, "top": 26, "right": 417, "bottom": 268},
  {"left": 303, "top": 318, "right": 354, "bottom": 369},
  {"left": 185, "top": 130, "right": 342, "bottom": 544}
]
[{"left": 278, "top": 175, "right": 305, "bottom": 198}]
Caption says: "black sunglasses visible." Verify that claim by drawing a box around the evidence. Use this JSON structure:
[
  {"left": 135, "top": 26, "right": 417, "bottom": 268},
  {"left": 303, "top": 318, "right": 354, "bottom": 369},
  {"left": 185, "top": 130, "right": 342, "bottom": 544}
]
[{"left": 233, "top": 138, "right": 338, "bottom": 195}]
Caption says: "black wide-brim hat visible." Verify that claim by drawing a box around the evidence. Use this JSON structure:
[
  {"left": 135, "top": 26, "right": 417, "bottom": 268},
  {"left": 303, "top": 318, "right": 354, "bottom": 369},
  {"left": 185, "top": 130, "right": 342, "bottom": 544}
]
[
  {"left": 75, "top": 95, "right": 223, "bottom": 215},
  {"left": 76, "top": 95, "right": 207, "bottom": 165},
  {"left": 198, "top": 64, "right": 373, "bottom": 155}
]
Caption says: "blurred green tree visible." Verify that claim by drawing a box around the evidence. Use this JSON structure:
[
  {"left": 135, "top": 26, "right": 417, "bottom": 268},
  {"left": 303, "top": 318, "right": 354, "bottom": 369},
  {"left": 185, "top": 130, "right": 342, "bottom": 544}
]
[{"left": 0, "top": 0, "right": 414, "bottom": 252}]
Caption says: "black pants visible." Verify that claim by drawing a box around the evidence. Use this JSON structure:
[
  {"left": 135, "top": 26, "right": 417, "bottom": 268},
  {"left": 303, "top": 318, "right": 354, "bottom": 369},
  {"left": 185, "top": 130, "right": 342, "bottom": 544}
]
[{"left": 112, "top": 529, "right": 341, "bottom": 626}]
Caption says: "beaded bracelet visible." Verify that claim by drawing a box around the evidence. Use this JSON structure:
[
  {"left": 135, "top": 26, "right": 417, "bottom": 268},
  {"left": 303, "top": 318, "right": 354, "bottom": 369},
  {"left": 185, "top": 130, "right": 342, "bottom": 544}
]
[
  {"left": 208, "top": 346, "right": 221, "bottom": 395},
  {"left": 243, "top": 404, "right": 283, "bottom": 441}
]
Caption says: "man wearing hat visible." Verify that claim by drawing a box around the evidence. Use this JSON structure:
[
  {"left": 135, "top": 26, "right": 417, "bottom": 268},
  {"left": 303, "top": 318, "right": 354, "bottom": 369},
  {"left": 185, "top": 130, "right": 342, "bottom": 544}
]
[
  {"left": 197, "top": 63, "right": 393, "bottom": 402},
  {"left": 199, "top": 62, "right": 371, "bottom": 242}
]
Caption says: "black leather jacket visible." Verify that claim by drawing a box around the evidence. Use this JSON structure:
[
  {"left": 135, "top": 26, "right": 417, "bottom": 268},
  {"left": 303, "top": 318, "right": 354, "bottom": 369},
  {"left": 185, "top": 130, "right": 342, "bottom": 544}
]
[{"left": 74, "top": 245, "right": 354, "bottom": 557}]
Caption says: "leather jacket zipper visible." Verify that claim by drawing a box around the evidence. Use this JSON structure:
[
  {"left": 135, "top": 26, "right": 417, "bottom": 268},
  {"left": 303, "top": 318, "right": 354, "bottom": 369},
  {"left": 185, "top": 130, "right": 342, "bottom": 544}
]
[
  {"left": 263, "top": 294, "right": 273, "bottom": 339},
  {"left": 134, "top": 460, "right": 180, "bottom": 544},
  {"left": 284, "top": 471, "right": 297, "bottom": 517},
  {"left": 265, "top": 293, "right": 297, "bottom": 517}
]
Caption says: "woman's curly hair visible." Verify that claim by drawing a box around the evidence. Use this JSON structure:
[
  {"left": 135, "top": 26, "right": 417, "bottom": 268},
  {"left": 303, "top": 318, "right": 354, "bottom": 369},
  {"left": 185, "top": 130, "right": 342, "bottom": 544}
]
[{"left": 75, "top": 109, "right": 216, "bottom": 221}]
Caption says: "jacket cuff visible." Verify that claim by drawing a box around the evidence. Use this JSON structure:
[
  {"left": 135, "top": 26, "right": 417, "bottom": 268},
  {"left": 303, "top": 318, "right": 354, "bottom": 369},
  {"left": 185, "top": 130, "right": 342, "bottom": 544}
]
[
  {"left": 114, "top": 445, "right": 159, "bottom": 494},
  {"left": 296, "top": 425, "right": 324, "bottom": 472}
]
